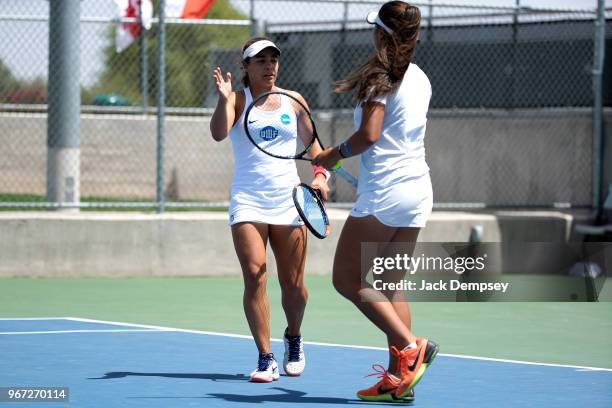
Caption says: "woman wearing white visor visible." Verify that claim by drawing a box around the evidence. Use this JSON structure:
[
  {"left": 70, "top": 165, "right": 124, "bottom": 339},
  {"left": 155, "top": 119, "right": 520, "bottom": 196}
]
[
  {"left": 313, "top": 1, "right": 438, "bottom": 403},
  {"left": 210, "top": 38, "right": 329, "bottom": 382}
]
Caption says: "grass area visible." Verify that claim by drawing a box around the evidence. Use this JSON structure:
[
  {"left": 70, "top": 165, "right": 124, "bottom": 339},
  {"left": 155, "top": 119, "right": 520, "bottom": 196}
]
[
  {"left": 0, "top": 194, "right": 227, "bottom": 212},
  {"left": 0, "top": 193, "right": 45, "bottom": 202},
  {"left": 1, "top": 276, "right": 611, "bottom": 369}
]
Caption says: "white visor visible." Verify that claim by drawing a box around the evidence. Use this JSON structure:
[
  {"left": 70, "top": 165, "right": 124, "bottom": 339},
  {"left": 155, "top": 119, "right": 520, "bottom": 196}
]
[
  {"left": 366, "top": 10, "right": 393, "bottom": 35},
  {"left": 242, "top": 40, "right": 281, "bottom": 60}
]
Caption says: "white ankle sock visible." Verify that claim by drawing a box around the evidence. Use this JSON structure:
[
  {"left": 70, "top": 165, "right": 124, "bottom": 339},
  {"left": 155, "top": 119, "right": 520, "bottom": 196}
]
[
  {"left": 402, "top": 342, "right": 417, "bottom": 352},
  {"left": 388, "top": 372, "right": 400, "bottom": 382}
]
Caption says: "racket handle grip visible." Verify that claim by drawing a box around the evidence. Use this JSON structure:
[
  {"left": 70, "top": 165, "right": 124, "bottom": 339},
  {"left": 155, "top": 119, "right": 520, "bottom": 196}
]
[{"left": 333, "top": 164, "right": 359, "bottom": 188}]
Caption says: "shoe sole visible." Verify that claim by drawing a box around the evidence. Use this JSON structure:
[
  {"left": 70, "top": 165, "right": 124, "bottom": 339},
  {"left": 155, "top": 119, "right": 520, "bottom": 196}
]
[
  {"left": 396, "top": 340, "right": 439, "bottom": 399},
  {"left": 357, "top": 393, "right": 414, "bottom": 404},
  {"left": 249, "top": 375, "right": 279, "bottom": 383},
  {"left": 423, "top": 340, "right": 439, "bottom": 367},
  {"left": 250, "top": 366, "right": 280, "bottom": 383}
]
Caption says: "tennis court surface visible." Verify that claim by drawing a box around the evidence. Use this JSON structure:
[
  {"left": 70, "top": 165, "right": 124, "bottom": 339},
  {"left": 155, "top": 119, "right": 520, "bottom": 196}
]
[{"left": 2, "top": 317, "right": 611, "bottom": 408}]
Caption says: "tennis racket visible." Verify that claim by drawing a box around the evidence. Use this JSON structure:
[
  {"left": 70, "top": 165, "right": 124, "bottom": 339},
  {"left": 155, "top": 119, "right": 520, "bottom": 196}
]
[
  {"left": 243, "top": 90, "right": 358, "bottom": 188},
  {"left": 293, "top": 183, "right": 330, "bottom": 239}
]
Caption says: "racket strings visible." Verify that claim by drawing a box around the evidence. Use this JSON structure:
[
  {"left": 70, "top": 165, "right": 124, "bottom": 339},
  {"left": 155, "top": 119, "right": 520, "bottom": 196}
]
[
  {"left": 245, "top": 91, "right": 316, "bottom": 160},
  {"left": 295, "top": 186, "right": 327, "bottom": 237},
  {"left": 253, "top": 93, "right": 281, "bottom": 112}
]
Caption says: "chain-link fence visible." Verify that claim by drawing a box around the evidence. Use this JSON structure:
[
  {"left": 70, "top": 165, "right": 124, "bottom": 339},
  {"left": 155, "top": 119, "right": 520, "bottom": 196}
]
[{"left": 0, "top": 0, "right": 609, "bottom": 210}]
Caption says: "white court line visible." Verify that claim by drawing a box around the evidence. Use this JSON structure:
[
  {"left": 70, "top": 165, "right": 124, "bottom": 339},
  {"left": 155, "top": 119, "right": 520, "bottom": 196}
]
[
  {"left": 0, "top": 329, "right": 175, "bottom": 335},
  {"left": 0, "top": 317, "right": 69, "bottom": 321},
  {"left": 63, "top": 316, "right": 612, "bottom": 373}
]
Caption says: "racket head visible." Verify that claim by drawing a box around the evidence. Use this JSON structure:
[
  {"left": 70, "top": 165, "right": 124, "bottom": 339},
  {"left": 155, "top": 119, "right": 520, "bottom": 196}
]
[
  {"left": 244, "top": 91, "right": 318, "bottom": 160},
  {"left": 292, "top": 183, "right": 330, "bottom": 239}
]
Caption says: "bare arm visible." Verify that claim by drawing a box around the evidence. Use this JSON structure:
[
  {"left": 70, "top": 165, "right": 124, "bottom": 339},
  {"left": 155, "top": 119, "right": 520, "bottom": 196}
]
[
  {"left": 312, "top": 101, "right": 384, "bottom": 169},
  {"left": 209, "top": 67, "right": 235, "bottom": 142},
  {"left": 287, "top": 90, "right": 330, "bottom": 200}
]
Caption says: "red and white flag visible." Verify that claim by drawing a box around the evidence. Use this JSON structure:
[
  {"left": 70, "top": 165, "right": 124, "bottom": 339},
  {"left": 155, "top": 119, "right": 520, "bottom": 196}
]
[
  {"left": 114, "top": 0, "right": 153, "bottom": 53},
  {"left": 165, "top": 0, "right": 216, "bottom": 19}
]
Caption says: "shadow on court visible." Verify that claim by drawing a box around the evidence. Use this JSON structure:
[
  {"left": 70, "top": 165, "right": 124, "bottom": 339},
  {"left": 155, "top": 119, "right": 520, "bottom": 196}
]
[
  {"left": 127, "top": 387, "right": 388, "bottom": 405},
  {"left": 209, "top": 387, "right": 353, "bottom": 404},
  {"left": 207, "top": 387, "right": 399, "bottom": 405},
  {"left": 90, "top": 376, "right": 390, "bottom": 405},
  {"left": 89, "top": 371, "right": 250, "bottom": 382}
]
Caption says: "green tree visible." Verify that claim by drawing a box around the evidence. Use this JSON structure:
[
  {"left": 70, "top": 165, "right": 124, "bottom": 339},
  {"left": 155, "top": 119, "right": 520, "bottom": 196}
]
[
  {"left": 0, "top": 59, "right": 19, "bottom": 96},
  {"left": 0, "top": 61, "right": 49, "bottom": 104},
  {"left": 91, "top": 0, "right": 249, "bottom": 108}
]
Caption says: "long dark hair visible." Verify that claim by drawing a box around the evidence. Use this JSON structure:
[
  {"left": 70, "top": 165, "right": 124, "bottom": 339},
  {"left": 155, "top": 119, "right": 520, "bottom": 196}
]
[
  {"left": 240, "top": 36, "right": 277, "bottom": 88},
  {"left": 334, "top": 1, "right": 421, "bottom": 101}
]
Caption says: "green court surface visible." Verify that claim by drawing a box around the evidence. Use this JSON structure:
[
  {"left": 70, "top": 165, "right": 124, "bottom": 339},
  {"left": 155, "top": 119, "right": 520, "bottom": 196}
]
[{"left": 1, "top": 277, "right": 611, "bottom": 369}]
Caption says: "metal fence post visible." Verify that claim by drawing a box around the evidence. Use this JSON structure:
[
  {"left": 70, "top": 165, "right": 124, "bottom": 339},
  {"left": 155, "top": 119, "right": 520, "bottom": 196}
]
[
  {"left": 427, "top": 0, "right": 433, "bottom": 42},
  {"left": 592, "top": 0, "right": 605, "bottom": 221},
  {"left": 47, "top": 0, "right": 81, "bottom": 211},
  {"left": 156, "top": 0, "right": 166, "bottom": 213},
  {"left": 511, "top": 0, "right": 519, "bottom": 109},
  {"left": 139, "top": 0, "right": 149, "bottom": 112},
  {"left": 250, "top": 0, "right": 257, "bottom": 36}
]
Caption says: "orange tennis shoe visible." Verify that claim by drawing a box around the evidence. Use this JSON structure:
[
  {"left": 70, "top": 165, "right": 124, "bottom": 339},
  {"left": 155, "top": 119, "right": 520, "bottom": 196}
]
[
  {"left": 394, "top": 338, "right": 438, "bottom": 398},
  {"left": 356, "top": 364, "right": 415, "bottom": 404}
]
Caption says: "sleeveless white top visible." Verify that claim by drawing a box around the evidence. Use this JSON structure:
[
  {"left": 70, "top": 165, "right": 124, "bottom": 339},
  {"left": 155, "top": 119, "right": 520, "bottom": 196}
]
[{"left": 229, "top": 87, "right": 300, "bottom": 210}]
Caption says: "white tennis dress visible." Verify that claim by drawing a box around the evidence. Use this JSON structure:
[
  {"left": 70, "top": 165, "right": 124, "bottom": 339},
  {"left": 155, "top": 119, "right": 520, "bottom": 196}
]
[
  {"left": 350, "top": 63, "right": 433, "bottom": 228},
  {"left": 228, "top": 87, "right": 302, "bottom": 226}
]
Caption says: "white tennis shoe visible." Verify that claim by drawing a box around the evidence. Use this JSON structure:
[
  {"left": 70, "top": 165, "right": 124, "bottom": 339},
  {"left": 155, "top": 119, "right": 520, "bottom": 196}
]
[
  {"left": 283, "top": 328, "right": 306, "bottom": 376},
  {"left": 249, "top": 352, "right": 280, "bottom": 383}
]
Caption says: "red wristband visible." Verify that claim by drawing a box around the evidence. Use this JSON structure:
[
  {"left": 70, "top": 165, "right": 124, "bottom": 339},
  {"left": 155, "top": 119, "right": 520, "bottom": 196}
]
[
  {"left": 313, "top": 165, "right": 326, "bottom": 176},
  {"left": 313, "top": 165, "right": 330, "bottom": 181}
]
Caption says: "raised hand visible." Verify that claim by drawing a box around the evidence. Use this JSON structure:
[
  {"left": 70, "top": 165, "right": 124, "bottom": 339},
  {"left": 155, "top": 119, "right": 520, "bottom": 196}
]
[{"left": 213, "top": 67, "right": 232, "bottom": 100}]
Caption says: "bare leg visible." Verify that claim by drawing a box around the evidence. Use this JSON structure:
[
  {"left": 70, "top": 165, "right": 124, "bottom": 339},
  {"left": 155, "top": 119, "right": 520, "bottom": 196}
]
[
  {"left": 269, "top": 224, "right": 308, "bottom": 336},
  {"left": 232, "top": 222, "right": 270, "bottom": 354},
  {"left": 381, "top": 227, "right": 420, "bottom": 374},
  {"left": 332, "top": 216, "right": 417, "bottom": 351}
]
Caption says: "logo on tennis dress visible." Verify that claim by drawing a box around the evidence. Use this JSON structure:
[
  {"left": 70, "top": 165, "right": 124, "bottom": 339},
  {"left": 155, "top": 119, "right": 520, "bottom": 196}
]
[
  {"left": 280, "top": 113, "right": 291, "bottom": 125},
  {"left": 248, "top": 119, "right": 258, "bottom": 124},
  {"left": 259, "top": 126, "right": 278, "bottom": 141}
]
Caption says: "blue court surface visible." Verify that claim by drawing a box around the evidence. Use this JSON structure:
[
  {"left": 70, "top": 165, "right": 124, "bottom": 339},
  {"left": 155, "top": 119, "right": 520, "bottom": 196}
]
[{"left": 1, "top": 318, "right": 611, "bottom": 407}]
